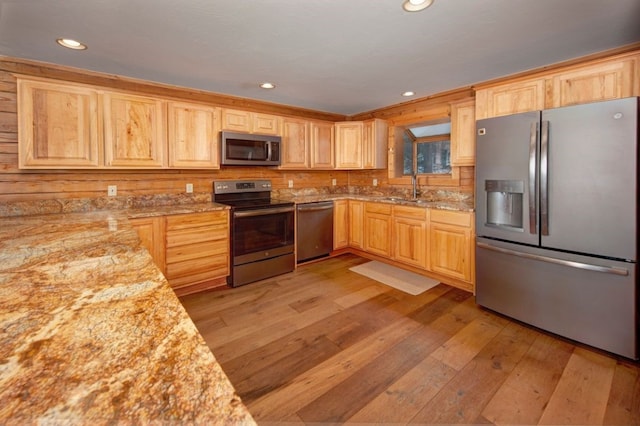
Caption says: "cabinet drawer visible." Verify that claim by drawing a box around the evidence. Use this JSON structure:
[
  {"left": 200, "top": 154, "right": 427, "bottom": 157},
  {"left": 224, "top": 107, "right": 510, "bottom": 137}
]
[
  {"left": 393, "top": 205, "right": 426, "bottom": 220},
  {"left": 165, "top": 253, "right": 229, "bottom": 280},
  {"left": 430, "top": 209, "right": 472, "bottom": 227},
  {"left": 365, "top": 202, "right": 392, "bottom": 215},
  {"left": 166, "top": 226, "right": 226, "bottom": 247},
  {"left": 168, "top": 261, "right": 229, "bottom": 287},
  {"left": 166, "top": 240, "right": 228, "bottom": 264},
  {"left": 165, "top": 211, "right": 228, "bottom": 231}
]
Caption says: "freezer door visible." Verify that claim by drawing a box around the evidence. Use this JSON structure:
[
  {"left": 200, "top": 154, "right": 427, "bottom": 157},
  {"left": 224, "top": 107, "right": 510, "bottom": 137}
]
[
  {"left": 542, "top": 97, "right": 637, "bottom": 261},
  {"left": 476, "top": 238, "right": 637, "bottom": 359},
  {"left": 476, "top": 111, "right": 540, "bottom": 246}
]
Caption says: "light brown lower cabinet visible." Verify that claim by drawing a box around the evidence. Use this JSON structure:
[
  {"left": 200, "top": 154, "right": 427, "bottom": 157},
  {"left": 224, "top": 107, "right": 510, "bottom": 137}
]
[
  {"left": 363, "top": 202, "right": 392, "bottom": 257},
  {"left": 333, "top": 200, "right": 349, "bottom": 250},
  {"left": 348, "top": 200, "right": 364, "bottom": 249},
  {"left": 129, "top": 216, "right": 166, "bottom": 270},
  {"left": 428, "top": 209, "right": 474, "bottom": 284},
  {"left": 392, "top": 205, "right": 427, "bottom": 269},
  {"left": 131, "top": 211, "right": 230, "bottom": 295},
  {"left": 348, "top": 201, "right": 475, "bottom": 291}
]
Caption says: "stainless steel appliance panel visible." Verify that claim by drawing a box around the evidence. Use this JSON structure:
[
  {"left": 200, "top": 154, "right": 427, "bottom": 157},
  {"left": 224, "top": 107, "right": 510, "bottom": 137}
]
[
  {"left": 477, "top": 237, "right": 637, "bottom": 359},
  {"left": 542, "top": 98, "right": 638, "bottom": 260},
  {"left": 296, "top": 201, "right": 334, "bottom": 262},
  {"left": 476, "top": 111, "right": 540, "bottom": 246},
  {"left": 233, "top": 253, "right": 295, "bottom": 287}
]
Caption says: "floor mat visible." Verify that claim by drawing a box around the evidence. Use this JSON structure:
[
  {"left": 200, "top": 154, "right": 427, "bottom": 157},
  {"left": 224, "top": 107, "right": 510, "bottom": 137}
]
[{"left": 349, "top": 261, "right": 440, "bottom": 295}]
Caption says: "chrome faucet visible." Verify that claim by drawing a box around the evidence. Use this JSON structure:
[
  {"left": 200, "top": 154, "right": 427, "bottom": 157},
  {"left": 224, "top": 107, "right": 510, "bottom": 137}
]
[{"left": 411, "top": 173, "right": 419, "bottom": 200}]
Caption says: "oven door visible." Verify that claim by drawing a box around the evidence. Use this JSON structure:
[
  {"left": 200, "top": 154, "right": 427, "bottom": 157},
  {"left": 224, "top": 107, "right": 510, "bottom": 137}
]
[{"left": 232, "top": 205, "right": 294, "bottom": 265}]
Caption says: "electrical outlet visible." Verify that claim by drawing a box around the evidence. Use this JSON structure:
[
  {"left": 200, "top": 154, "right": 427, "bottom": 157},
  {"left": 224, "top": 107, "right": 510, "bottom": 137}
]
[
  {"left": 288, "top": 180, "right": 294, "bottom": 188},
  {"left": 186, "top": 183, "right": 193, "bottom": 193},
  {"left": 331, "top": 178, "right": 337, "bottom": 186},
  {"left": 107, "top": 185, "right": 117, "bottom": 197},
  {"left": 373, "top": 178, "right": 378, "bottom": 187}
]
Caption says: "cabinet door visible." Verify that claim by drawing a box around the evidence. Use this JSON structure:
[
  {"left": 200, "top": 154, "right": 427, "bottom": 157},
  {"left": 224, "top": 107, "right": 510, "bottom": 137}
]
[
  {"left": 428, "top": 210, "right": 473, "bottom": 283},
  {"left": 280, "top": 117, "right": 309, "bottom": 169},
  {"left": 252, "top": 112, "right": 281, "bottom": 135},
  {"left": 103, "top": 92, "right": 166, "bottom": 168},
  {"left": 17, "top": 78, "right": 100, "bottom": 168},
  {"left": 363, "top": 202, "right": 392, "bottom": 257},
  {"left": 335, "top": 122, "right": 363, "bottom": 169},
  {"left": 392, "top": 206, "right": 427, "bottom": 269},
  {"left": 363, "top": 119, "right": 388, "bottom": 169},
  {"left": 310, "top": 121, "right": 335, "bottom": 169},
  {"left": 348, "top": 200, "right": 364, "bottom": 249},
  {"left": 165, "top": 211, "right": 230, "bottom": 291},
  {"left": 550, "top": 57, "right": 636, "bottom": 108},
  {"left": 450, "top": 99, "right": 476, "bottom": 166},
  {"left": 333, "top": 200, "right": 349, "bottom": 249},
  {"left": 475, "top": 78, "right": 546, "bottom": 119},
  {"left": 167, "top": 102, "right": 220, "bottom": 168},
  {"left": 129, "top": 216, "right": 166, "bottom": 272},
  {"left": 221, "top": 108, "right": 251, "bottom": 132}
]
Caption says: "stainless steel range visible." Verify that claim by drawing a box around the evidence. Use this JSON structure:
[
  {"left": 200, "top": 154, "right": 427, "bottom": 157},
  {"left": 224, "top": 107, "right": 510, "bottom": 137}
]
[{"left": 213, "top": 180, "right": 295, "bottom": 287}]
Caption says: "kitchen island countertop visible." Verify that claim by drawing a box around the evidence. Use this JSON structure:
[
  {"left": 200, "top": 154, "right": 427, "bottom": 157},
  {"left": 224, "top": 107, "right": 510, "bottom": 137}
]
[{"left": 0, "top": 210, "right": 254, "bottom": 424}]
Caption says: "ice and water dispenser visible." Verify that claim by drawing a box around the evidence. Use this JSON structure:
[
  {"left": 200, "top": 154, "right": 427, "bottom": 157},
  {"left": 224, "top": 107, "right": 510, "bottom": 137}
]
[{"left": 484, "top": 180, "right": 524, "bottom": 231}]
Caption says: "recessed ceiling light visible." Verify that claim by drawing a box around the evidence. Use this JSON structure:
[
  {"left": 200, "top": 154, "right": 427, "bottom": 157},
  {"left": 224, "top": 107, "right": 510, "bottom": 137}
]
[
  {"left": 56, "top": 38, "right": 87, "bottom": 50},
  {"left": 402, "top": 91, "right": 415, "bottom": 97},
  {"left": 259, "top": 82, "right": 275, "bottom": 89},
  {"left": 402, "top": 0, "right": 434, "bottom": 12}
]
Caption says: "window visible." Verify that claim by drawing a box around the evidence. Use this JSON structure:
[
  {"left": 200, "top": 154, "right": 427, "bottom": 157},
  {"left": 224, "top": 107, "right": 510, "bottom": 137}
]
[{"left": 403, "top": 122, "right": 451, "bottom": 175}]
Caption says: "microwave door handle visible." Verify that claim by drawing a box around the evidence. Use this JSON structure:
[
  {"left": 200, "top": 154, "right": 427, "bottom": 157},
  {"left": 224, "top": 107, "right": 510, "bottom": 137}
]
[{"left": 266, "top": 141, "right": 272, "bottom": 161}]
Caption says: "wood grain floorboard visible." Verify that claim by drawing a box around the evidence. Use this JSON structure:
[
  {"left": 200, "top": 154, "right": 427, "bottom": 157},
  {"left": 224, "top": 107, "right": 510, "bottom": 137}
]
[{"left": 179, "top": 253, "right": 640, "bottom": 425}]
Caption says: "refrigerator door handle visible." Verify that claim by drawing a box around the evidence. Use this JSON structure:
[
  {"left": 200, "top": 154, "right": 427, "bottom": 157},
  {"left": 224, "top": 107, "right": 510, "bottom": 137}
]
[
  {"left": 540, "top": 120, "right": 550, "bottom": 236},
  {"left": 477, "top": 242, "right": 629, "bottom": 276},
  {"left": 528, "top": 122, "right": 537, "bottom": 234}
]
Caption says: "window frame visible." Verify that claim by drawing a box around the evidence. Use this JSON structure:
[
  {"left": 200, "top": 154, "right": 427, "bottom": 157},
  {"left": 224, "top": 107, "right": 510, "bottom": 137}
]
[{"left": 387, "top": 116, "right": 460, "bottom": 187}]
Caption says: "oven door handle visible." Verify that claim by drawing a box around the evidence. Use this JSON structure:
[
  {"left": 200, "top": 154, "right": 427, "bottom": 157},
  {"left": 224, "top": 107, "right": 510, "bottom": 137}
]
[{"left": 234, "top": 206, "right": 294, "bottom": 218}]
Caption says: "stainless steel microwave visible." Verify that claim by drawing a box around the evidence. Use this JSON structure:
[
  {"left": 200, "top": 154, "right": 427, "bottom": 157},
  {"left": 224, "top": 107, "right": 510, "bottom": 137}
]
[{"left": 220, "top": 131, "right": 281, "bottom": 166}]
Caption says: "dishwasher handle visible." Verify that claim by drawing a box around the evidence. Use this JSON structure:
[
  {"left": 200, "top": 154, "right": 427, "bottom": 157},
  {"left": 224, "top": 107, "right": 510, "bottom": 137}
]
[{"left": 297, "top": 202, "right": 334, "bottom": 212}]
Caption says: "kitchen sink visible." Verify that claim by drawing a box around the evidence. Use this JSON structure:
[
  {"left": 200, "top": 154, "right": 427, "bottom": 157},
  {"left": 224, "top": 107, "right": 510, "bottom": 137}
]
[{"left": 383, "top": 197, "right": 430, "bottom": 205}]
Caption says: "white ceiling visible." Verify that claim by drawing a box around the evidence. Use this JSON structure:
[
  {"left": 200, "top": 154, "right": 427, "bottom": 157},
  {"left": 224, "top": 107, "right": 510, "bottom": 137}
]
[{"left": 1, "top": 0, "right": 639, "bottom": 116}]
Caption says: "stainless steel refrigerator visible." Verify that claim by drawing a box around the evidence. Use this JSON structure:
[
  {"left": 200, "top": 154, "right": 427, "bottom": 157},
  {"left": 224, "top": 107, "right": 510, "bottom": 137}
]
[{"left": 475, "top": 97, "right": 638, "bottom": 359}]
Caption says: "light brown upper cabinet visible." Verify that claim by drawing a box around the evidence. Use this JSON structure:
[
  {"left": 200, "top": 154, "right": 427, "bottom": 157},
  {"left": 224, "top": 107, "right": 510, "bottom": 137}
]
[
  {"left": 103, "top": 91, "right": 166, "bottom": 168},
  {"left": 363, "top": 119, "right": 388, "bottom": 169},
  {"left": 17, "top": 78, "right": 101, "bottom": 168},
  {"left": 280, "top": 117, "right": 310, "bottom": 169},
  {"left": 475, "top": 52, "right": 639, "bottom": 119},
  {"left": 167, "top": 101, "right": 221, "bottom": 169},
  {"left": 549, "top": 56, "right": 637, "bottom": 108},
  {"left": 450, "top": 99, "right": 476, "bottom": 166},
  {"left": 220, "top": 108, "right": 281, "bottom": 135},
  {"left": 475, "top": 78, "right": 546, "bottom": 120},
  {"left": 335, "top": 121, "right": 363, "bottom": 169},
  {"left": 310, "top": 121, "right": 335, "bottom": 169},
  {"left": 335, "top": 119, "right": 388, "bottom": 170}
]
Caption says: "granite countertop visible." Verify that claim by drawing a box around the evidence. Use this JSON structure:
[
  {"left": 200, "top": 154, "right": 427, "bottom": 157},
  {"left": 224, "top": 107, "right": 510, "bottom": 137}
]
[
  {"left": 280, "top": 193, "right": 475, "bottom": 212},
  {"left": 0, "top": 211, "right": 254, "bottom": 424}
]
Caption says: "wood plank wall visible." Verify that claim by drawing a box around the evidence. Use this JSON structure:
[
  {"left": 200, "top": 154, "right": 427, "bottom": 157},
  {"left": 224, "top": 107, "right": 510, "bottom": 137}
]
[{"left": 0, "top": 57, "right": 475, "bottom": 204}]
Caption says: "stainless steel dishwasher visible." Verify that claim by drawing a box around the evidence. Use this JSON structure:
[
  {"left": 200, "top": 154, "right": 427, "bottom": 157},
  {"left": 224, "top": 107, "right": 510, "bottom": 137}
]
[{"left": 296, "top": 201, "right": 334, "bottom": 263}]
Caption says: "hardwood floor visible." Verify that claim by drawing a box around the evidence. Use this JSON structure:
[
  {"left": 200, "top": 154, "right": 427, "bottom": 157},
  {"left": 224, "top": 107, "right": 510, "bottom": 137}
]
[{"left": 179, "top": 254, "right": 640, "bottom": 425}]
